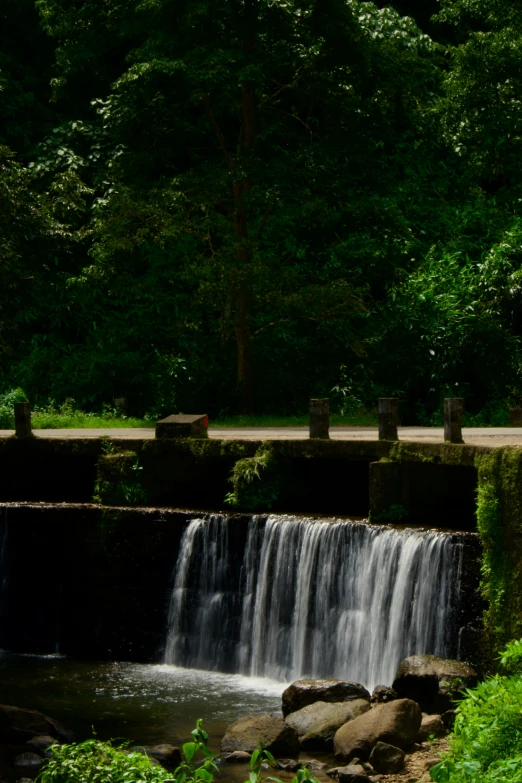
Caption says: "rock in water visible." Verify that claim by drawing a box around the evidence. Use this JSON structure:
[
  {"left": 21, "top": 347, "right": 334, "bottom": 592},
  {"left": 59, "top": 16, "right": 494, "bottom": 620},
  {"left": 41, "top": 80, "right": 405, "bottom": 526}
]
[
  {"left": 0, "top": 705, "right": 73, "bottom": 744},
  {"left": 276, "top": 759, "right": 301, "bottom": 772},
  {"left": 392, "top": 655, "right": 477, "bottom": 713},
  {"left": 223, "top": 751, "right": 252, "bottom": 762},
  {"left": 221, "top": 714, "right": 299, "bottom": 755},
  {"left": 327, "top": 764, "right": 368, "bottom": 782},
  {"left": 285, "top": 700, "right": 370, "bottom": 749},
  {"left": 333, "top": 698, "right": 421, "bottom": 761},
  {"left": 26, "top": 734, "right": 59, "bottom": 752},
  {"left": 282, "top": 680, "right": 370, "bottom": 717},
  {"left": 418, "top": 714, "right": 446, "bottom": 741},
  {"left": 130, "top": 744, "right": 181, "bottom": 768},
  {"left": 14, "top": 753, "right": 43, "bottom": 768},
  {"left": 368, "top": 741, "right": 405, "bottom": 773}
]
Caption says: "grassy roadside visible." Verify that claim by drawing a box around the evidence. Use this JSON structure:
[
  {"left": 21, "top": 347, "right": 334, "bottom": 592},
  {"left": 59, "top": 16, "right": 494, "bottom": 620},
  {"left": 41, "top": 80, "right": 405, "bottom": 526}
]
[{"left": 27, "top": 410, "right": 378, "bottom": 429}]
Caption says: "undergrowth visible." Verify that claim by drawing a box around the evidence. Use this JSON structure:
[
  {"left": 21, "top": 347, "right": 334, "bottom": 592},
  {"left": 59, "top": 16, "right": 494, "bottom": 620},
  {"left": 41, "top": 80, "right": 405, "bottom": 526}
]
[
  {"left": 36, "top": 738, "right": 171, "bottom": 783},
  {"left": 36, "top": 720, "right": 320, "bottom": 783},
  {"left": 431, "top": 639, "right": 522, "bottom": 783}
]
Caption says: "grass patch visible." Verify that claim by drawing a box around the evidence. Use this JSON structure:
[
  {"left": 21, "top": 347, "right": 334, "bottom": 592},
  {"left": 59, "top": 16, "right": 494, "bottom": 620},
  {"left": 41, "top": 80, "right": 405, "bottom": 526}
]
[{"left": 31, "top": 413, "right": 149, "bottom": 429}]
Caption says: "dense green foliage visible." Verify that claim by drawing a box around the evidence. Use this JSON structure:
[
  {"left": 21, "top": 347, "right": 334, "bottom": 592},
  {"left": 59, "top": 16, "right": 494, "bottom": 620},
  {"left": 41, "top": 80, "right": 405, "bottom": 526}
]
[
  {"left": 430, "top": 639, "right": 522, "bottom": 783},
  {"left": 475, "top": 448, "right": 522, "bottom": 653},
  {"left": 36, "top": 739, "right": 172, "bottom": 783},
  {"left": 2, "top": 0, "right": 522, "bottom": 416}
]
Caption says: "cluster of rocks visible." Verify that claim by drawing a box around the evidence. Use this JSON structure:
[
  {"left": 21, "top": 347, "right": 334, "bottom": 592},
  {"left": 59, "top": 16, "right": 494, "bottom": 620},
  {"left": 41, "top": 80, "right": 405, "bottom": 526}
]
[
  {"left": 221, "top": 655, "right": 478, "bottom": 782},
  {"left": 0, "top": 653, "right": 477, "bottom": 783},
  {"left": 0, "top": 703, "right": 73, "bottom": 780},
  {"left": 0, "top": 703, "right": 181, "bottom": 782}
]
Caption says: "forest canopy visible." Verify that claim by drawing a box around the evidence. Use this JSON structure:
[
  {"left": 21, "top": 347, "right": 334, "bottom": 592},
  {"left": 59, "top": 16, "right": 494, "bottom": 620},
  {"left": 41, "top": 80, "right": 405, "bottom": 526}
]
[{"left": 1, "top": 0, "right": 522, "bottom": 419}]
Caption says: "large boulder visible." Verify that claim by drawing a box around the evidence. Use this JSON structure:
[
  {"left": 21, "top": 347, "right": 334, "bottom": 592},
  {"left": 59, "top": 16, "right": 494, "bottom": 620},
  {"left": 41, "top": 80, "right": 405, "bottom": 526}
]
[
  {"left": 392, "top": 655, "right": 478, "bottom": 713},
  {"left": 221, "top": 714, "right": 299, "bottom": 755},
  {"left": 285, "top": 700, "right": 370, "bottom": 750},
  {"left": 368, "top": 741, "right": 405, "bottom": 774},
  {"left": 333, "top": 698, "right": 421, "bottom": 761},
  {"left": 0, "top": 705, "right": 73, "bottom": 744},
  {"left": 282, "top": 680, "right": 370, "bottom": 718},
  {"left": 418, "top": 714, "right": 445, "bottom": 742}
]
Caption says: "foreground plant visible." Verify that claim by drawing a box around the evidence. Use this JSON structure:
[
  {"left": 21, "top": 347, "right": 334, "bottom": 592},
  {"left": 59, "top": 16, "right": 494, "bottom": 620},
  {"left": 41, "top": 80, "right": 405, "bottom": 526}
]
[
  {"left": 36, "top": 738, "right": 172, "bottom": 783},
  {"left": 430, "top": 639, "right": 522, "bottom": 783},
  {"left": 36, "top": 720, "right": 320, "bottom": 783}
]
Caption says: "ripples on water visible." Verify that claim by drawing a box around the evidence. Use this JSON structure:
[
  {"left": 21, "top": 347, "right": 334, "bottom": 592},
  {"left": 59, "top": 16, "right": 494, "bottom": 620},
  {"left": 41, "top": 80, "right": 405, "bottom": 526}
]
[{"left": 0, "top": 653, "right": 283, "bottom": 748}]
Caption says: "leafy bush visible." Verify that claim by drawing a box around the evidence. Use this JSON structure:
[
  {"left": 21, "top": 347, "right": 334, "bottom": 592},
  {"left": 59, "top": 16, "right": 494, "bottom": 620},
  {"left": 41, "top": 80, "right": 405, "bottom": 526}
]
[
  {"left": 0, "top": 387, "right": 28, "bottom": 428},
  {"left": 430, "top": 639, "right": 522, "bottom": 783},
  {"left": 36, "top": 739, "right": 172, "bottom": 783}
]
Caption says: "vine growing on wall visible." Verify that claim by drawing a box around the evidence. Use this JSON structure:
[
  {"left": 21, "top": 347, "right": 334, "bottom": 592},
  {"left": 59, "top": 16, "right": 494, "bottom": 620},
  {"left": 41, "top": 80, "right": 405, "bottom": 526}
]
[
  {"left": 475, "top": 449, "right": 522, "bottom": 657},
  {"left": 225, "top": 444, "right": 281, "bottom": 511}
]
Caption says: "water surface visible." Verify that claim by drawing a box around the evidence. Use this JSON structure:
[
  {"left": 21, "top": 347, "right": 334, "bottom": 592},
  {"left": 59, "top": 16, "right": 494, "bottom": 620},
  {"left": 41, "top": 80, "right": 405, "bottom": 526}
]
[{"left": 0, "top": 652, "right": 283, "bottom": 751}]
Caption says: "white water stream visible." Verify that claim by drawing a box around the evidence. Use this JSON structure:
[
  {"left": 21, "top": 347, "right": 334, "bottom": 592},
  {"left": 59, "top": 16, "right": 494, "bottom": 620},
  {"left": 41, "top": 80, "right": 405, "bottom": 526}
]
[{"left": 164, "top": 515, "right": 463, "bottom": 691}]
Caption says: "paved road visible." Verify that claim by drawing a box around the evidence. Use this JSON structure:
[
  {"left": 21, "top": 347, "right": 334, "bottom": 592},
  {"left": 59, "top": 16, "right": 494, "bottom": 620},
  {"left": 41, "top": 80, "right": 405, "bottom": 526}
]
[{"left": 1, "top": 426, "right": 522, "bottom": 447}]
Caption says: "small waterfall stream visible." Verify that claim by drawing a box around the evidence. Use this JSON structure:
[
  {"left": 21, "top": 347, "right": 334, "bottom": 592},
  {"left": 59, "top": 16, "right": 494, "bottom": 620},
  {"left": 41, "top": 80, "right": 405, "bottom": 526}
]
[{"left": 164, "top": 515, "right": 464, "bottom": 690}]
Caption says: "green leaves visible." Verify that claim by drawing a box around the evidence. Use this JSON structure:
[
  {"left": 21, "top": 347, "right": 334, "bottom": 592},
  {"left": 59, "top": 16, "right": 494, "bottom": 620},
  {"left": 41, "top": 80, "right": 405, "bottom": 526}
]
[{"left": 36, "top": 738, "right": 173, "bottom": 783}]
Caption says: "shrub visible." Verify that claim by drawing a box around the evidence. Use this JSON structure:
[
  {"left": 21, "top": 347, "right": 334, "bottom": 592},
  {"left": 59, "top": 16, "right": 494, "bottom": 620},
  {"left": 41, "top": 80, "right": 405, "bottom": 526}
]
[
  {"left": 430, "top": 639, "right": 522, "bottom": 783},
  {"left": 36, "top": 739, "right": 172, "bottom": 783},
  {"left": 0, "top": 387, "right": 28, "bottom": 428}
]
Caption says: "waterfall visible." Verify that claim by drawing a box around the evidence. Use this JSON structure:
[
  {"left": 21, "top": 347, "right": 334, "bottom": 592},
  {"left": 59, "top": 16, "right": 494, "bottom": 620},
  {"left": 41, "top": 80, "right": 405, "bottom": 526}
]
[{"left": 164, "top": 515, "right": 464, "bottom": 691}]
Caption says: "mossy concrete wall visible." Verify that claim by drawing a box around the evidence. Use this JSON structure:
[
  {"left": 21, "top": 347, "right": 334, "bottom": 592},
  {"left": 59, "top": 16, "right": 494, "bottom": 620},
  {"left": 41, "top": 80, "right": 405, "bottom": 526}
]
[
  {"left": 0, "top": 503, "right": 253, "bottom": 660},
  {"left": 0, "top": 503, "right": 482, "bottom": 668},
  {"left": 2, "top": 434, "right": 522, "bottom": 661},
  {"left": 0, "top": 436, "right": 480, "bottom": 522}
]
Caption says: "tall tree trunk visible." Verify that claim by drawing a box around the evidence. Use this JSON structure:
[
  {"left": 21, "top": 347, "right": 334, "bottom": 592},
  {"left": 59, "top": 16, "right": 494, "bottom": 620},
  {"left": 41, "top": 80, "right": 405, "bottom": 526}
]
[
  {"left": 233, "top": 77, "right": 257, "bottom": 413},
  {"left": 235, "top": 281, "right": 253, "bottom": 411}
]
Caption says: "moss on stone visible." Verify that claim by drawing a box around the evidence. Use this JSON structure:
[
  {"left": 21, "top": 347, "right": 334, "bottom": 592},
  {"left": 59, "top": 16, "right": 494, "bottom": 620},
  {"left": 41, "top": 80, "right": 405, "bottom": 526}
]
[
  {"left": 94, "top": 451, "right": 148, "bottom": 506},
  {"left": 225, "top": 443, "right": 281, "bottom": 511},
  {"left": 475, "top": 448, "right": 522, "bottom": 658}
]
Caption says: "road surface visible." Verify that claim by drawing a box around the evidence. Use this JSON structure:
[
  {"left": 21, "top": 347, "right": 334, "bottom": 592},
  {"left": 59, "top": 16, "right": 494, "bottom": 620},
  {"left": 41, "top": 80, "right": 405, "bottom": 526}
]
[{"left": 1, "top": 426, "right": 522, "bottom": 447}]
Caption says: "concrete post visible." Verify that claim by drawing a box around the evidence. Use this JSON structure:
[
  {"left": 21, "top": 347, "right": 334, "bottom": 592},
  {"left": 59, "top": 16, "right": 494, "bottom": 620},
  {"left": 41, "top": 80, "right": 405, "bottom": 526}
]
[
  {"left": 14, "top": 402, "right": 32, "bottom": 438},
  {"left": 378, "top": 398, "right": 399, "bottom": 441},
  {"left": 309, "top": 399, "right": 329, "bottom": 439},
  {"left": 444, "top": 398, "right": 464, "bottom": 444}
]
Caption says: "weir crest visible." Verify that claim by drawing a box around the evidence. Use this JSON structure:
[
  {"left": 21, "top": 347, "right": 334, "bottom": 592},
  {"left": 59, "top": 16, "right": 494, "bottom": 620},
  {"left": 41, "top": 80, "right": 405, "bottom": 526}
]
[{"left": 164, "top": 515, "right": 464, "bottom": 690}]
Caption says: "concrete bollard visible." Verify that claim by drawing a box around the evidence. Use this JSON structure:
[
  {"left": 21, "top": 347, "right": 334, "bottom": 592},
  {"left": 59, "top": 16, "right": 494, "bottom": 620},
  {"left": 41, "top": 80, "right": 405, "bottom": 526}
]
[
  {"left": 444, "top": 398, "right": 464, "bottom": 444},
  {"left": 156, "top": 414, "right": 209, "bottom": 439},
  {"left": 14, "top": 402, "right": 32, "bottom": 438},
  {"left": 378, "top": 398, "right": 399, "bottom": 441},
  {"left": 309, "top": 399, "right": 329, "bottom": 439},
  {"left": 509, "top": 406, "right": 522, "bottom": 427}
]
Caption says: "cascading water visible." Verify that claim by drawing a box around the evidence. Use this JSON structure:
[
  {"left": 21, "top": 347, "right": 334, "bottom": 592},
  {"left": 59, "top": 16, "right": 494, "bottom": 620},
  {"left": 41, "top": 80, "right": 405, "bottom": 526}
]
[{"left": 164, "top": 515, "right": 464, "bottom": 690}]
